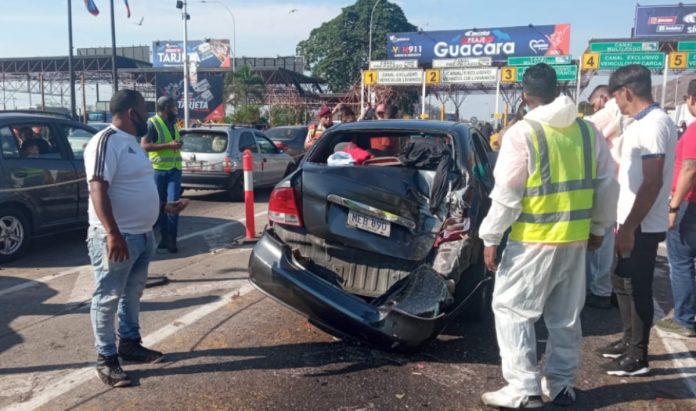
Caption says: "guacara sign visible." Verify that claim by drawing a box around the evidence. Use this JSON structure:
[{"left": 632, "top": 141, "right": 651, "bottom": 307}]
[{"left": 387, "top": 24, "right": 570, "bottom": 64}]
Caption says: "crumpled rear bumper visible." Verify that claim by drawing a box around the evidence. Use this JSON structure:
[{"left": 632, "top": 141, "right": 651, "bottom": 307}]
[{"left": 247, "top": 229, "right": 449, "bottom": 351}]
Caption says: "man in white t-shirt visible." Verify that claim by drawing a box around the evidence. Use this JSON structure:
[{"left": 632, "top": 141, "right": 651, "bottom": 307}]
[
  {"left": 84, "top": 90, "right": 187, "bottom": 387},
  {"left": 596, "top": 65, "right": 677, "bottom": 377}
]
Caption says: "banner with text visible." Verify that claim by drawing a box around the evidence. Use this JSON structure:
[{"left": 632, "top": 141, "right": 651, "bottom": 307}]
[
  {"left": 152, "top": 39, "right": 231, "bottom": 68},
  {"left": 387, "top": 24, "right": 570, "bottom": 64},
  {"left": 155, "top": 73, "right": 225, "bottom": 122},
  {"left": 634, "top": 4, "right": 696, "bottom": 37}
]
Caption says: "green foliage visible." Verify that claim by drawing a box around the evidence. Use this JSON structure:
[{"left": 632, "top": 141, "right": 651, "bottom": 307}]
[
  {"left": 268, "top": 105, "right": 308, "bottom": 126},
  {"left": 297, "top": 0, "right": 416, "bottom": 92},
  {"left": 231, "top": 104, "right": 262, "bottom": 124},
  {"left": 224, "top": 65, "right": 266, "bottom": 110}
]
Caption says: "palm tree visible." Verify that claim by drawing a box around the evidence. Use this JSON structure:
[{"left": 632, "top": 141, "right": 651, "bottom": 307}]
[{"left": 224, "top": 65, "right": 265, "bottom": 109}]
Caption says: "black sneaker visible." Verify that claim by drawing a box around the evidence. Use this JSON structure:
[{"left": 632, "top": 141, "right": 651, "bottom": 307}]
[
  {"left": 118, "top": 339, "right": 164, "bottom": 363},
  {"left": 552, "top": 386, "right": 576, "bottom": 406},
  {"left": 594, "top": 339, "right": 628, "bottom": 359},
  {"left": 96, "top": 354, "right": 131, "bottom": 387},
  {"left": 585, "top": 293, "right": 612, "bottom": 309},
  {"left": 601, "top": 355, "right": 650, "bottom": 376}
]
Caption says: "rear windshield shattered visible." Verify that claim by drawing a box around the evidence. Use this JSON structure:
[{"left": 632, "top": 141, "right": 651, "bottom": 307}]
[
  {"left": 181, "top": 132, "right": 228, "bottom": 153},
  {"left": 308, "top": 130, "right": 455, "bottom": 168}
]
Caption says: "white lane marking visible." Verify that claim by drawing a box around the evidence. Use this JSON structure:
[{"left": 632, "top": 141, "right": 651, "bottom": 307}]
[
  {"left": 0, "top": 211, "right": 266, "bottom": 298},
  {"left": 653, "top": 304, "right": 696, "bottom": 396},
  {"left": 6, "top": 283, "right": 256, "bottom": 411}
]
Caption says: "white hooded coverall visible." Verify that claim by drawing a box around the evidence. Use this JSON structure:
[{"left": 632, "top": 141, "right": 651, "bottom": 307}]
[{"left": 479, "top": 96, "right": 618, "bottom": 402}]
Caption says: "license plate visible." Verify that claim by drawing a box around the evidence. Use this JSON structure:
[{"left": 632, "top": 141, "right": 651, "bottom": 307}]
[
  {"left": 347, "top": 210, "right": 391, "bottom": 237},
  {"left": 184, "top": 161, "right": 208, "bottom": 171}
]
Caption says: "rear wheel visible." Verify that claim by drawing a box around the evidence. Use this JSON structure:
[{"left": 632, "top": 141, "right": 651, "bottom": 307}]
[
  {"left": 227, "top": 175, "right": 244, "bottom": 202},
  {"left": 0, "top": 207, "right": 32, "bottom": 263}
]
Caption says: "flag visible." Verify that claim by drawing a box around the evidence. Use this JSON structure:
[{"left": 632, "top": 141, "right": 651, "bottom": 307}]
[
  {"left": 124, "top": 0, "right": 131, "bottom": 18},
  {"left": 84, "top": 0, "right": 99, "bottom": 16}
]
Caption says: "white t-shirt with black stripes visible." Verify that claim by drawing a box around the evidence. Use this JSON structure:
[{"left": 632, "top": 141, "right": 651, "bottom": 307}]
[{"left": 84, "top": 125, "right": 159, "bottom": 234}]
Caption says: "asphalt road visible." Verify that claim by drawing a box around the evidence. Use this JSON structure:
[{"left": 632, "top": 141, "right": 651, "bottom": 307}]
[{"left": 1, "top": 188, "right": 695, "bottom": 410}]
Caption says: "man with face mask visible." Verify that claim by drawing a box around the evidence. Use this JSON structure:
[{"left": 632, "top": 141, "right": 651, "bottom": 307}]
[
  {"left": 84, "top": 90, "right": 187, "bottom": 387},
  {"left": 141, "top": 96, "right": 184, "bottom": 253}
]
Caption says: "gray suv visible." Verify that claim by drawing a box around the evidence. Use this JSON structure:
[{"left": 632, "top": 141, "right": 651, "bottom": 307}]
[
  {"left": 0, "top": 111, "right": 97, "bottom": 262},
  {"left": 180, "top": 125, "right": 293, "bottom": 200}
]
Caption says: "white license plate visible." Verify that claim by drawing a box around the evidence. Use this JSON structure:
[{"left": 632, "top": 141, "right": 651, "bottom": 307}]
[{"left": 347, "top": 210, "right": 391, "bottom": 237}]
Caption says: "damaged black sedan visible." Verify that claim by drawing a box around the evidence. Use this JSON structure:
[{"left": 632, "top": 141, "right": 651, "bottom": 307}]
[{"left": 248, "top": 120, "right": 495, "bottom": 351}]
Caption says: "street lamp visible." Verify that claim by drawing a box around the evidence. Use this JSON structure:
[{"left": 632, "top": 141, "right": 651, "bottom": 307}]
[
  {"left": 176, "top": 0, "right": 191, "bottom": 128},
  {"left": 368, "top": 0, "right": 383, "bottom": 65},
  {"left": 200, "top": 0, "right": 237, "bottom": 73}
]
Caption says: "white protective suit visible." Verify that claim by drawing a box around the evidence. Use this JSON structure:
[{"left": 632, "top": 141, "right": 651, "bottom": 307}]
[{"left": 478, "top": 95, "right": 618, "bottom": 403}]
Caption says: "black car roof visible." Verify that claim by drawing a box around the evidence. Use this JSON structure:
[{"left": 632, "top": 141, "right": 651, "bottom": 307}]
[{"left": 329, "top": 120, "right": 469, "bottom": 133}]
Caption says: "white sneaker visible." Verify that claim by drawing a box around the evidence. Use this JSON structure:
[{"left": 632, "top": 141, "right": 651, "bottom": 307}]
[{"left": 481, "top": 386, "right": 543, "bottom": 409}]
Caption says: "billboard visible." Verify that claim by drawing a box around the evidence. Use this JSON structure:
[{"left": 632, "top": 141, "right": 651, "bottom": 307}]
[
  {"left": 152, "top": 39, "right": 231, "bottom": 68},
  {"left": 387, "top": 24, "right": 570, "bottom": 64},
  {"left": 634, "top": 4, "right": 696, "bottom": 37},
  {"left": 155, "top": 73, "right": 226, "bottom": 122}
]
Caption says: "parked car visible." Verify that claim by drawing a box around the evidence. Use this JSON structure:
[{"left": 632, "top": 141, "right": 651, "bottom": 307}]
[
  {"left": 180, "top": 125, "right": 294, "bottom": 200},
  {"left": 248, "top": 120, "right": 496, "bottom": 352},
  {"left": 0, "top": 111, "right": 98, "bottom": 262},
  {"left": 264, "top": 125, "right": 308, "bottom": 161}
]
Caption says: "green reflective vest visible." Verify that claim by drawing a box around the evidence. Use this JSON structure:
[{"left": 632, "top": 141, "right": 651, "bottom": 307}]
[
  {"left": 509, "top": 118, "right": 596, "bottom": 243},
  {"left": 147, "top": 115, "right": 182, "bottom": 170}
]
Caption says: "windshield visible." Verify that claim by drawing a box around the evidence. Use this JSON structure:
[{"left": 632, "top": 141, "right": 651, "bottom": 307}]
[
  {"left": 181, "top": 131, "right": 229, "bottom": 153},
  {"left": 265, "top": 127, "right": 304, "bottom": 141}
]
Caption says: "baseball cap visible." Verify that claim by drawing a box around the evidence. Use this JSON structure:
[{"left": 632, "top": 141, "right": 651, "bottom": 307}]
[{"left": 376, "top": 104, "right": 386, "bottom": 113}]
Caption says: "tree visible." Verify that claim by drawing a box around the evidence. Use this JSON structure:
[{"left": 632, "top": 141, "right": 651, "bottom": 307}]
[
  {"left": 229, "top": 104, "right": 262, "bottom": 124},
  {"left": 297, "top": 0, "right": 416, "bottom": 92},
  {"left": 224, "top": 65, "right": 265, "bottom": 109}
]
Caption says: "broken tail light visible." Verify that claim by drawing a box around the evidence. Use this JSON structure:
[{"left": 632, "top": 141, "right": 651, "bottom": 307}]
[{"left": 269, "top": 186, "right": 303, "bottom": 227}]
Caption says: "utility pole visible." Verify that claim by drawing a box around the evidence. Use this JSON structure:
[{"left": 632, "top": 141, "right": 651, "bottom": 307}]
[{"left": 68, "top": 0, "right": 77, "bottom": 118}]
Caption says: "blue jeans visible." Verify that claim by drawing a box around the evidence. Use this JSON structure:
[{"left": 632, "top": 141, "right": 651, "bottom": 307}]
[
  {"left": 154, "top": 168, "right": 182, "bottom": 238},
  {"left": 87, "top": 226, "right": 155, "bottom": 356},
  {"left": 667, "top": 201, "right": 696, "bottom": 329},
  {"left": 585, "top": 226, "right": 615, "bottom": 297}
]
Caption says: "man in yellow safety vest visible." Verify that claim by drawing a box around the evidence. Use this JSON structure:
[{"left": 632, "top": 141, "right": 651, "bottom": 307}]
[
  {"left": 141, "top": 96, "right": 183, "bottom": 253},
  {"left": 478, "top": 64, "right": 618, "bottom": 408}
]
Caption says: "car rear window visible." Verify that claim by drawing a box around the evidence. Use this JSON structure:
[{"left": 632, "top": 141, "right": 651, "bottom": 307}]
[
  {"left": 308, "top": 130, "right": 454, "bottom": 168},
  {"left": 181, "top": 131, "right": 228, "bottom": 153},
  {"left": 265, "top": 128, "right": 304, "bottom": 141}
]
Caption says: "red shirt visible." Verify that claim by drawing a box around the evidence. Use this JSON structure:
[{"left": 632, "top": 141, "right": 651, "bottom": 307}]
[
  {"left": 343, "top": 143, "right": 372, "bottom": 165},
  {"left": 672, "top": 122, "right": 696, "bottom": 203}
]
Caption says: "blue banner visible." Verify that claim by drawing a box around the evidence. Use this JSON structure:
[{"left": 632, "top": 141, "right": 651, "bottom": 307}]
[
  {"left": 155, "top": 73, "right": 226, "bottom": 122},
  {"left": 634, "top": 4, "right": 696, "bottom": 37},
  {"left": 386, "top": 24, "right": 571, "bottom": 64},
  {"left": 152, "top": 40, "right": 231, "bottom": 68}
]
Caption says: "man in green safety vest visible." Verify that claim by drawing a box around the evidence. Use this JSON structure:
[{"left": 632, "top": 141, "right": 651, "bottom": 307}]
[
  {"left": 478, "top": 64, "right": 618, "bottom": 409},
  {"left": 141, "top": 96, "right": 183, "bottom": 253}
]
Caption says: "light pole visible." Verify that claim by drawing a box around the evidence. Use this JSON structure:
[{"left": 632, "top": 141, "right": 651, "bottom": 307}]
[
  {"left": 200, "top": 0, "right": 237, "bottom": 73},
  {"left": 368, "top": 0, "right": 383, "bottom": 65},
  {"left": 176, "top": 1, "right": 190, "bottom": 127}
]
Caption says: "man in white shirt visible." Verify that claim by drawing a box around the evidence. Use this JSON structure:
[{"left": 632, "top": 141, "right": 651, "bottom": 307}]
[
  {"left": 597, "top": 64, "right": 677, "bottom": 377},
  {"left": 85, "top": 90, "right": 187, "bottom": 387}
]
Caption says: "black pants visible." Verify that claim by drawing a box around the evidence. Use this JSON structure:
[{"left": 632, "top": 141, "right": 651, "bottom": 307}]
[{"left": 611, "top": 228, "right": 665, "bottom": 361}]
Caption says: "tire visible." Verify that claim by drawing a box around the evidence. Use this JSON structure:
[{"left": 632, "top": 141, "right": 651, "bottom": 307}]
[
  {"left": 227, "top": 175, "right": 244, "bottom": 202},
  {"left": 0, "top": 207, "right": 32, "bottom": 263}
]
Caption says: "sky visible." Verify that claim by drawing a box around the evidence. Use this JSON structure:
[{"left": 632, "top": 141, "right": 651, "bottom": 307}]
[{"left": 0, "top": 0, "right": 686, "bottom": 116}]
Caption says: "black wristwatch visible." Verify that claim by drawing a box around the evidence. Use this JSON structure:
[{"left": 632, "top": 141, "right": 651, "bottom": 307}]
[{"left": 669, "top": 205, "right": 680, "bottom": 214}]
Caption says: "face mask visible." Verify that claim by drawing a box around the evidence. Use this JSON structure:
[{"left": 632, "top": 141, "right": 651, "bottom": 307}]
[
  {"left": 132, "top": 111, "right": 149, "bottom": 136},
  {"left": 168, "top": 110, "right": 177, "bottom": 122}
]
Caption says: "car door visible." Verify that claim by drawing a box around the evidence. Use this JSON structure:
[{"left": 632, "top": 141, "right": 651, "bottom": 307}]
[
  {"left": 60, "top": 122, "right": 98, "bottom": 221},
  {"left": 237, "top": 131, "right": 266, "bottom": 186},
  {"left": 254, "top": 132, "right": 287, "bottom": 184},
  {"left": 0, "top": 120, "right": 82, "bottom": 229}
]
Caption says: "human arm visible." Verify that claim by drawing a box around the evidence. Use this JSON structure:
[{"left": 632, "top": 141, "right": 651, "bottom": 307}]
[
  {"left": 669, "top": 154, "right": 696, "bottom": 229},
  {"left": 89, "top": 179, "right": 128, "bottom": 262},
  {"left": 479, "top": 123, "right": 530, "bottom": 271},
  {"left": 141, "top": 121, "right": 182, "bottom": 152},
  {"left": 589, "top": 124, "right": 618, "bottom": 237}
]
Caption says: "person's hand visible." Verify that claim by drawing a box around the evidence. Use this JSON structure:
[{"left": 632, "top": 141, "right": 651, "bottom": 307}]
[
  {"left": 106, "top": 232, "right": 129, "bottom": 262},
  {"left": 587, "top": 234, "right": 604, "bottom": 251},
  {"left": 164, "top": 199, "right": 189, "bottom": 215},
  {"left": 669, "top": 212, "right": 677, "bottom": 230},
  {"left": 170, "top": 141, "right": 183, "bottom": 150},
  {"left": 484, "top": 245, "right": 498, "bottom": 273},
  {"left": 615, "top": 225, "right": 635, "bottom": 259}
]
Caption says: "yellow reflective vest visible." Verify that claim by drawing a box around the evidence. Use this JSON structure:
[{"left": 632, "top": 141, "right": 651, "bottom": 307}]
[
  {"left": 509, "top": 118, "right": 596, "bottom": 243},
  {"left": 147, "top": 115, "right": 182, "bottom": 170}
]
